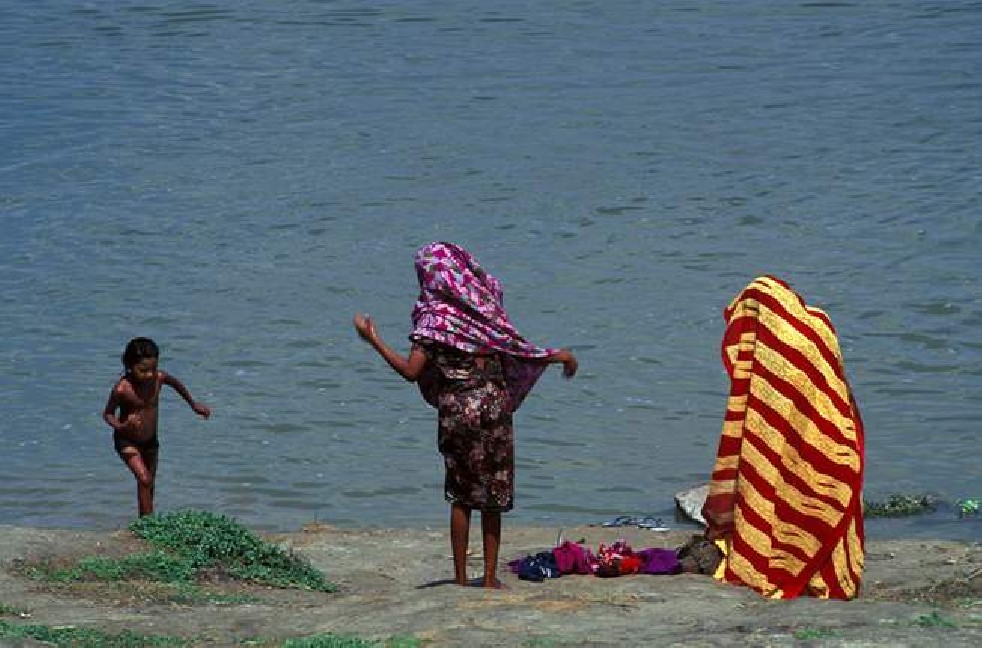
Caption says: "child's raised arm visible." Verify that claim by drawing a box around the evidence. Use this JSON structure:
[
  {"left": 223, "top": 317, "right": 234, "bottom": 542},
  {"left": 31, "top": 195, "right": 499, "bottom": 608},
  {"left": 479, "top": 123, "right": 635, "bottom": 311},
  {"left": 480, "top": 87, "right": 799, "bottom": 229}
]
[
  {"left": 353, "top": 313, "right": 428, "bottom": 382},
  {"left": 162, "top": 373, "right": 211, "bottom": 418}
]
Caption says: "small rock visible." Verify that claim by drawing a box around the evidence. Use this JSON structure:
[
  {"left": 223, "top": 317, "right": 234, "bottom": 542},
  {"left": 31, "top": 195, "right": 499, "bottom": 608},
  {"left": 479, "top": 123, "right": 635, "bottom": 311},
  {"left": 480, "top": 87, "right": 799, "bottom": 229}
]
[{"left": 674, "top": 484, "right": 709, "bottom": 527}]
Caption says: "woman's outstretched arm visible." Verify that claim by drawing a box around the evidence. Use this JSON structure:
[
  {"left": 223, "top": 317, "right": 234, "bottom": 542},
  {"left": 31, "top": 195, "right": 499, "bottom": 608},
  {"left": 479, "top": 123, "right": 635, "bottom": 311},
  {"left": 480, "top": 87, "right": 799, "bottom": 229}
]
[{"left": 353, "top": 313, "right": 428, "bottom": 381}]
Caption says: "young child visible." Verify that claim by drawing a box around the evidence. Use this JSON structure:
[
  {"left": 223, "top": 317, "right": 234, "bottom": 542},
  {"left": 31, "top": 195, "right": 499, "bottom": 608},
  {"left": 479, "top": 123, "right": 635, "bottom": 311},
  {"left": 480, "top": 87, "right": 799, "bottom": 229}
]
[
  {"left": 354, "top": 241, "right": 577, "bottom": 588},
  {"left": 102, "top": 337, "right": 211, "bottom": 517}
]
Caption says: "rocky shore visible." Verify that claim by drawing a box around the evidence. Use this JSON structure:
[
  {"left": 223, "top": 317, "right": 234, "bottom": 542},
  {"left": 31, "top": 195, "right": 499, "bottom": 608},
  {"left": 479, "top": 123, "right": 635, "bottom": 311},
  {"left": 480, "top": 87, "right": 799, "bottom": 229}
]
[{"left": 0, "top": 522, "right": 978, "bottom": 646}]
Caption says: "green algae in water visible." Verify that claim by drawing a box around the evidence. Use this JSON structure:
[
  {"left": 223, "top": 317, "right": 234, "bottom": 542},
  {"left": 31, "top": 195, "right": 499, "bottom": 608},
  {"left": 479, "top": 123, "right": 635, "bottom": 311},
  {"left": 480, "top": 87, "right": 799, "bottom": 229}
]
[{"left": 863, "top": 494, "right": 938, "bottom": 518}]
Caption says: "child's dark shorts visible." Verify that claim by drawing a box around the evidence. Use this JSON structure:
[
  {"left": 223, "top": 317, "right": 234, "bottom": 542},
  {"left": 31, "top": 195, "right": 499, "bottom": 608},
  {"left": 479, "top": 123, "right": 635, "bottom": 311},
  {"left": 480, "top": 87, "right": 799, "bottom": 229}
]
[{"left": 114, "top": 434, "right": 159, "bottom": 459}]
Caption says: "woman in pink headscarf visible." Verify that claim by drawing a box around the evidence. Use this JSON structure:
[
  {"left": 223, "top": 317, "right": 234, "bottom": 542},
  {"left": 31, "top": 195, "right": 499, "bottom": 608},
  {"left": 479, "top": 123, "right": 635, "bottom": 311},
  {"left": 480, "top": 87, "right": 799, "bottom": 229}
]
[{"left": 354, "top": 241, "right": 577, "bottom": 588}]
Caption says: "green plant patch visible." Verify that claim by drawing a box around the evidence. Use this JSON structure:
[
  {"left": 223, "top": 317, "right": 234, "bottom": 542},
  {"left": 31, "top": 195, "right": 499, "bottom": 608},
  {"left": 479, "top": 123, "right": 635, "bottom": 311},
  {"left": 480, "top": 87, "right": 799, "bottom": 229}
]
[
  {"left": 197, "top": 591, "right": 262, "bottom": 605},
  {"left": 913, "top": 611, "right": 958, "bottom": 628},
  {"left": 130, "top": 509, "right": 335, "bottom": 592},
  {"left": 44, "top": 551, "right": 197, "bottom": 584},
  {"left": 386, "top": 637, "right": 423, "bottom": 648},
  {"left": 864, "top": 494, "right": 938, "bottom": 518},
  {"left": 0, "top": 620, "right": 186, "bottom": 647},
  {"left": 522, "top": 638, "right": 562, "bottom": 647},
  {"left": 0, "top": 602, "right": 29, "bottom": 617},
  {"left": 246, "top": 634, "right": 423, "bottom": 648},
  {"left": 282, "top": 634, "right": 379, "bottom": 648},
  {"left": 21, "top": 509, "right": 334, "bottom": 600},
  {"left": 792, "top": 627, "right": 840, "bottom": 640},
  {"left": 163, "top": 582, "right": 261, "bottom": 606},
  {"left": 956, "top": 498, "right": 979, "bottom": 518},
  {"left": 26, "top": 562, "right": 263, "bottom": 607}
]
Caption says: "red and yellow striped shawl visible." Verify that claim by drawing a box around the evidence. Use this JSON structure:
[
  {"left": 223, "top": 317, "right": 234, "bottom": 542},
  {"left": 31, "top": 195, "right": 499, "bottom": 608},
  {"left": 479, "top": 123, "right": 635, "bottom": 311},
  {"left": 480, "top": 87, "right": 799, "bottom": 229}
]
[{"left": 702, "top": 276, "right": 865, "bottom": 600}]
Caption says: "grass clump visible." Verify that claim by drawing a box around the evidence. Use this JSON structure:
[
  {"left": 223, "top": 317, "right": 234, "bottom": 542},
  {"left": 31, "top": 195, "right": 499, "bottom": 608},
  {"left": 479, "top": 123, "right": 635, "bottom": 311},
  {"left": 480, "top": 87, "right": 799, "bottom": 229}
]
[
  {"left": 864, "top": 494, "right": 938, "bottom": 518},
  {"left": 281, "top": 635, "right": 380, "bottom": 648},
  {"left": 792, "top": 627, "right": 840, "bottom": 640},
  {"left": 25, "top": 561, "right": 259, "bottom": 606},
  {"left": 129, "top": 509, "right": 335, "bottom": 592},
  {"left": 25, "top": 509, "right": 333, "bottom": 598},
  {"left": 0, "top": 620, "right": 186, "bottom": 647},
  {"left": 45, "top": 550, "right": 196, "bottom": 583},
  {"left": 0, "top": 602, "right": 29, "bottom": 617},
  {"left": 912, "top": 611, "right": 958, "bottom": 628},
  {"left": 176, "top": 587, "right": 260, "bottom": 605},
  {"left": 522, "top": 639, "right": 563, "bottom": 647},
  {"left": 246, "top": 635, "right": 422, "bottom": 648}
]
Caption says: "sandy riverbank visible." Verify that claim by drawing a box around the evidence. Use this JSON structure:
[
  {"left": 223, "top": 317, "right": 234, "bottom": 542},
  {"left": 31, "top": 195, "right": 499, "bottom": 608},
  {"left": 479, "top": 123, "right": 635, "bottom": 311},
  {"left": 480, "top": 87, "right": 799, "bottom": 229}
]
[{"left": 0, "top": 523, "right": 978, "bottom": 646}]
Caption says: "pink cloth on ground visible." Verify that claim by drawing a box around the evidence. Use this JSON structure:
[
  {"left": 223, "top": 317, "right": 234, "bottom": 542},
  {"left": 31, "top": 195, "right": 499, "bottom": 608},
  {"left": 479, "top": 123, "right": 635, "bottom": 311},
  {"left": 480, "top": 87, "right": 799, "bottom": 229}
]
[{"left": 553, "top": 541, "right": 595, "bottom": 575}]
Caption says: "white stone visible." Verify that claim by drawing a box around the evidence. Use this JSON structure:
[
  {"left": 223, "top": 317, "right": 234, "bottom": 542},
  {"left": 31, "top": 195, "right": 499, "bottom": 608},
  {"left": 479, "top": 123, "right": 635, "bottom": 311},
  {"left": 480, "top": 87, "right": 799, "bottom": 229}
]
[{"left": 674, "top": 484, "right": 709, "bottom": 526}]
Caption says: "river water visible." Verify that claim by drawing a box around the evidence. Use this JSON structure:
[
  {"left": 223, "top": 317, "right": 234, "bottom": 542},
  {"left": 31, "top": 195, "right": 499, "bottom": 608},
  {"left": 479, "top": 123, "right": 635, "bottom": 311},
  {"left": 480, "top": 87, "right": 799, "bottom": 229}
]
[{"left": 1, "top": 1, "right": 979, "bottom": 540}]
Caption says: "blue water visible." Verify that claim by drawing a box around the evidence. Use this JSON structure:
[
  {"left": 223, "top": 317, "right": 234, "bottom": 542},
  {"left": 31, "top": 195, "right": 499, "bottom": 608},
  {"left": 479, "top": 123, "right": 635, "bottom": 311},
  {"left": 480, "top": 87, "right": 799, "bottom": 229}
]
[{"left": 1, "top": 1, "right": 979, "bottom": 540}]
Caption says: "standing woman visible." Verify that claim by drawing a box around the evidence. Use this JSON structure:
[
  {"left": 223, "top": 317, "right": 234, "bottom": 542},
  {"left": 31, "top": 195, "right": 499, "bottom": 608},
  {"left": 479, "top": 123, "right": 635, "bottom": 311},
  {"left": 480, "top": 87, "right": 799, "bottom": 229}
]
[
  {"left": 701, "top": 275, "right": 865, "bottom": 600},
  {"left": 353, "top": 241, "right": 577, "bottom": 588}
]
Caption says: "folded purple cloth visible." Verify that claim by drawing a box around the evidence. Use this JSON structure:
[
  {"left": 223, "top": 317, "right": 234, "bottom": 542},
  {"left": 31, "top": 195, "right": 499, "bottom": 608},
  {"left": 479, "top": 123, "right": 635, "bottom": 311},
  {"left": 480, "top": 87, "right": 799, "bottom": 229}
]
[{"left": 636, "top": 548, "right": 681, "bottom": 575}]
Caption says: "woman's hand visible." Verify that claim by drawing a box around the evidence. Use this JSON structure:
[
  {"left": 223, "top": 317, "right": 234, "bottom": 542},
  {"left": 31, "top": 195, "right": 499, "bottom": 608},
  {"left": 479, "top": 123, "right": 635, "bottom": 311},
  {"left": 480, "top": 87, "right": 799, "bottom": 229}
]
[
  {"left": 554, "top": 349, "right": 578, "bottom": 378},
  {"left": 192, "top": 401, "right": 211, "bottom": 419},
  {"left": 353, "top": 313, "right": 377, "bottom": 344},
  {"left": 352, "top": 314, "right": 427, "bottom": 381}
]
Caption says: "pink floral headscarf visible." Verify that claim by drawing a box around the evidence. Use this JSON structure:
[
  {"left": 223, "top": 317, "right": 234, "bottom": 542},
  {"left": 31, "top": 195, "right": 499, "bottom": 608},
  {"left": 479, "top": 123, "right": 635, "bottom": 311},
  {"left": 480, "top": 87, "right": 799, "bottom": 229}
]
[{"left": 410, "top": 241, "right": 557, "bottom": 410}]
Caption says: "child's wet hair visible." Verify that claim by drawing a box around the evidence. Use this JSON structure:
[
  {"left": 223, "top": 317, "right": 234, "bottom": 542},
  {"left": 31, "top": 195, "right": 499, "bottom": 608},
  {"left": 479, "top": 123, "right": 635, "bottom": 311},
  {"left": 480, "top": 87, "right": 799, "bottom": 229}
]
[{"left": 122, "top": 337, "right": 160, "bottom": 369}]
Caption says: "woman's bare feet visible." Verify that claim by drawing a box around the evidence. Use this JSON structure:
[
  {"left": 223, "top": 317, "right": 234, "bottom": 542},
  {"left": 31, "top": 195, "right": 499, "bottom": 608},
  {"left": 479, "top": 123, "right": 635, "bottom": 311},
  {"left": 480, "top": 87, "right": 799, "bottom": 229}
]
[{"left": 463, "top": 577, "right": 507, "bottom": 589}]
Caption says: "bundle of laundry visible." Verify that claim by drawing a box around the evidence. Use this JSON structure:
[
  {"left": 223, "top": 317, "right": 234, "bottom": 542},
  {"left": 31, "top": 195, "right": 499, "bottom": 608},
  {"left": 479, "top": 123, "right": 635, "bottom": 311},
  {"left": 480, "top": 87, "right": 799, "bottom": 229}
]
[
  {"left": 507, "top": 551, "right": 560, "bottom": 582},
  {"left": 509, "top": 539, "right": 680, "bottom": 582}
]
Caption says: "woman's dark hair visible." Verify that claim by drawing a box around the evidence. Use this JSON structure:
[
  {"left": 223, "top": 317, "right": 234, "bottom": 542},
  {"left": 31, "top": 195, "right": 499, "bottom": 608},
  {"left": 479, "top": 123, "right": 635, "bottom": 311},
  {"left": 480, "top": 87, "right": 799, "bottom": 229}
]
[{"left": 122, "top": 337, "right": 159, "bottom": 368}]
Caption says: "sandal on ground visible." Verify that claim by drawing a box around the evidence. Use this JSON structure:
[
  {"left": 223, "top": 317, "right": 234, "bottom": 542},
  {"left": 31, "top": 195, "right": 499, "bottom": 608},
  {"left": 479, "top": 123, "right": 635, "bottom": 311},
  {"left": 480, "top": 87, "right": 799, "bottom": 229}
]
[
  {"left": 637, "top": 517, "right": 670, "bottom": 531},
  {"left": 601, "top": 515, "right": 637, "bottom": 528}
]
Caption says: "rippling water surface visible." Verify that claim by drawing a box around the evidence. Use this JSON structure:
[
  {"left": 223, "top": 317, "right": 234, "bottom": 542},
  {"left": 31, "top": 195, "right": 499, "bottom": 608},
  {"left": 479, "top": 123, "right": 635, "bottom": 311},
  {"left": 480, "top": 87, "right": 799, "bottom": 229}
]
[{"left": 1, "top": 1, "right": 979, "bottom": 539}]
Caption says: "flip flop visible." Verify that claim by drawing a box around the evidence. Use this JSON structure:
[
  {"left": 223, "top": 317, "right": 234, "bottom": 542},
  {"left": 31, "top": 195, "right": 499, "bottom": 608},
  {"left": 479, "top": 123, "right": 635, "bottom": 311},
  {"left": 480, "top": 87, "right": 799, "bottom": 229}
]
[
  {"left": 601, "top": 515, "right": 636, "bottom": 528},
  {"left": 637, "top": 517, "right": 670, "bottom": 531}
]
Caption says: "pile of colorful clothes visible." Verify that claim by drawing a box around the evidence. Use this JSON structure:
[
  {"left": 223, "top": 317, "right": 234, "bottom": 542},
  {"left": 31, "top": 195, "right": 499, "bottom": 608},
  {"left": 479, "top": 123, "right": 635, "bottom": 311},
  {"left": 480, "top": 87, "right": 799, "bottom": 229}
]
[{"left": 508, "top": 539, "right": 680, "bottom": 582}]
